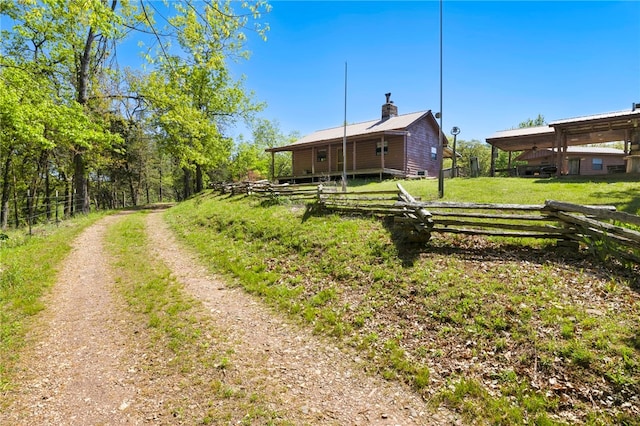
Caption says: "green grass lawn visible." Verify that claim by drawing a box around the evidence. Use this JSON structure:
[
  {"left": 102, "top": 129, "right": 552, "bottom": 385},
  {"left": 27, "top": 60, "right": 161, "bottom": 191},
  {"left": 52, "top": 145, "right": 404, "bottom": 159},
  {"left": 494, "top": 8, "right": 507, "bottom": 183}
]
[
  {"left": 350, "top": 175, "right": 640, "bottom": 214},
  {"left": 165, "top": 177, "right": 639, "bottom": 425}
]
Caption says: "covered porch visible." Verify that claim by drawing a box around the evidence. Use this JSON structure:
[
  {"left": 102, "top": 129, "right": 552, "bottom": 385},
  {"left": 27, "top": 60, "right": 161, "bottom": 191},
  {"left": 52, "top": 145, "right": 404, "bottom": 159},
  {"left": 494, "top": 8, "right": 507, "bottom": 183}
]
[
  {"left": 267, "top": 130, "right": 428, "bottom": 183},
  {"left": 270, "top": 167, "right": 409, "bottom": 184}
]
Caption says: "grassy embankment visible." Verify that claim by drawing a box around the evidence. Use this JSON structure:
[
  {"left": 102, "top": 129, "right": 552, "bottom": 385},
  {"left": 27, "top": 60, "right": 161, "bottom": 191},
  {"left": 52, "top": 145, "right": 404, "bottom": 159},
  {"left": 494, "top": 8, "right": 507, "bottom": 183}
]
[
  {"left": 165, "top": 177, "right": 639, "bottom": 425},
  {"left": 0, "top": 214, "right": 106, "bottom": 391}
]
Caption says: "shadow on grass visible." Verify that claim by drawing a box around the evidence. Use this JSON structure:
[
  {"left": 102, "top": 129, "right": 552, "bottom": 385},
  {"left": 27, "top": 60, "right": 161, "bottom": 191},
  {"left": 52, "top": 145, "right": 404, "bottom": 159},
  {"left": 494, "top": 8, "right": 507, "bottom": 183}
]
[
  {"left": 589, "top": 188, "right": 640, "bottom": 215},
  {"left": 386, "top": 218, "right": 639, "bottom": 290},
  {"left": 122, "top": 203, "right": 176, "bottom": 211},
  {"left": 531, "top": 174, "right": 640, "bottom": 184},
  {"left": 302, "top": 203, "right": 320, "bottom": 222},
  {"left": 381, "top": 216, "right": 430, "bottom": 267},
  {"left": 301, "top": 201, "right": 639, "bottom": 290},
  {"left": 530, "top": 174, "right": 640, "bottom": 214}
]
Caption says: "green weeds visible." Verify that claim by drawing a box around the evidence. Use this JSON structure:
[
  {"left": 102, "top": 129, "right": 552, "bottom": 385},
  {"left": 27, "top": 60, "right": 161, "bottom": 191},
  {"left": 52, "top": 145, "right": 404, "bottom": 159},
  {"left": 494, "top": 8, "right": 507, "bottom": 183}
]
[
  {"left": 105, "top": 212, "right": 285, "bottom": 424},
  {"left": 164, "top": 183, "right": 639, "bottom": 424},
  {"left": 0, "top": 214, "right": 105, "bottom": 393}
]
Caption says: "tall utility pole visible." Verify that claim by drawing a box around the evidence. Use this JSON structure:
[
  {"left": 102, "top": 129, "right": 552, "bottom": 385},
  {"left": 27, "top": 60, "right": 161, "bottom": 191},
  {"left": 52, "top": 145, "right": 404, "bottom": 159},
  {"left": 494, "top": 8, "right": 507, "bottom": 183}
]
[
  {"left": 342, "top": 62, "right": 348, "bottom": 192},
  {"left": 437, "top": 0, "right": 444, "bottom": 198}
]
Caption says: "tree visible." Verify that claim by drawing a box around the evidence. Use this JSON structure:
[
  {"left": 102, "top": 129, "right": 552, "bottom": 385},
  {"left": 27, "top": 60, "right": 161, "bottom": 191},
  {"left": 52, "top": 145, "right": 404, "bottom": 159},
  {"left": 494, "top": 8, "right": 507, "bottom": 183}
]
[
  {"left": 135, "top": 1, "right": 269, "bottom": 197},
  {"left": 518, "top": 114, "right": 546, "bottom": 128},
  {"left": 0, "top": 67, "right": 53, "bottom": 228},
  {"left": 0, "top": 61, "right": 117, "bottom": 227},
  {"left": 226, "top": 119, "right": 296, "bottom": 181},
  {"left": 1, "top": 0, "right": 133, "bottom": 214},
  {"left": 451, "top": 139, "right": 492, "bottom": 177},
  {"left": 1, "top": 0, "right": 271, "bottom": 215}
]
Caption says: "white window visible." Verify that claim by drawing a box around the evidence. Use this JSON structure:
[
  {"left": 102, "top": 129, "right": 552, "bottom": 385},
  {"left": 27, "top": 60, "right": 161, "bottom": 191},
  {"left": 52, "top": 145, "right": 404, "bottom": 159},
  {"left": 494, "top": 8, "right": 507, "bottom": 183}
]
[{"left": 431, "top": 146, "right": 437, "bottom": 160}]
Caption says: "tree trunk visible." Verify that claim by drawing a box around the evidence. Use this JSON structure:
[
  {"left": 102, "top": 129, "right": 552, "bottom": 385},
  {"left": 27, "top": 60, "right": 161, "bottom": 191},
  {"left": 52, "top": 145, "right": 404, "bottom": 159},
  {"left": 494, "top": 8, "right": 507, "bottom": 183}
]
[
  {"left": 195, "top": 164, "right": 203, "bottom": 193},
  {"left": 45, "top": 164, "right": 51, "bottom": 220},
  {"left": 72, "top": 26, "right": 97, "bottom": 215},
  {"left": 73, "top": 152, "right": 90, "bottom": 214},
  {"left": 159, "top": 166, "right": 163, "bottom": 202},
  {"left": 183, "top": 167, "right": 192, "bottom": 200},
  {"left": 145, "top": 176, "right": 150, "bottom": 204},
  {"left": 1, "top": 152, "right": 12, "bottom": 229},
  {"left": 128, "top": 176, "right": 137, "bottom": 206},
  {"left": 12, "top": 169, "right": 19, "bottom": 227},
  {"left": 124, "top": 163, "right": 138, "bottom": 206},
  {"left": 65, "top": 177, "right": 72, "bottom": 218}
]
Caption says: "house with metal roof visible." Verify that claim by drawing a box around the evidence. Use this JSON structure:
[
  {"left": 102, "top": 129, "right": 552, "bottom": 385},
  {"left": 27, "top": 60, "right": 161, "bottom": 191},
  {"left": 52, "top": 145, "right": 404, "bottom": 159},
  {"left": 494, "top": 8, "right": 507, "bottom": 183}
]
[
  {"left": 513, "top": 146, "right": 626, "bottom": 177},
  {"left": 486, "top": 103, "right": 640, "bottom": 176},
  {"left": 266, "top": 94, "right": 451, "bottom": 183}
]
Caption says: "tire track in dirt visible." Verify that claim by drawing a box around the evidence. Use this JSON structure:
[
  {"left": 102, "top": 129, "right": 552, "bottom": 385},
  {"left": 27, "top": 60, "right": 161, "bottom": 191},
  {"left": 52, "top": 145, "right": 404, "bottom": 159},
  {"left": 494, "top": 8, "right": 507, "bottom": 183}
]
[
  {"left": 145, "top": 210, "right": 454, "bottom": 425},
  {"left": 1, "top": 213, "right": 146, "bottom": 425}
]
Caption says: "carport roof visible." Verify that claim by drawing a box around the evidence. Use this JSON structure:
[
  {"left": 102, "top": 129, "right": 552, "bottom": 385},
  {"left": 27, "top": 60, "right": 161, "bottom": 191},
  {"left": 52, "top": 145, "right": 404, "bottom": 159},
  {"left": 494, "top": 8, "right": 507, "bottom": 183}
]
[{"left": 486, "top": 106, "right": 640, "bottom": 152}]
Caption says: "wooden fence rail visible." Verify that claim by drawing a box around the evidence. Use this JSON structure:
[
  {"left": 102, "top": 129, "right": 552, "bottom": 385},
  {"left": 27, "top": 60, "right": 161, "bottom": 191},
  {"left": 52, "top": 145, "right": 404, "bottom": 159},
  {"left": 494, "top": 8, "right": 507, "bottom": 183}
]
[{"left": 212, "top": 181, "right": 640, "bottom": 262}]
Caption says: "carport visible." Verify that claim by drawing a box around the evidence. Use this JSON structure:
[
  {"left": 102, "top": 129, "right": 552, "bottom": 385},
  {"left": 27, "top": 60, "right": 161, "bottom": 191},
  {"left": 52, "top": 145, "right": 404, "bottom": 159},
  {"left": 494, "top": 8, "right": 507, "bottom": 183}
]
[{"left": 486, "top": 104, "right": 640, "bottom": 176}]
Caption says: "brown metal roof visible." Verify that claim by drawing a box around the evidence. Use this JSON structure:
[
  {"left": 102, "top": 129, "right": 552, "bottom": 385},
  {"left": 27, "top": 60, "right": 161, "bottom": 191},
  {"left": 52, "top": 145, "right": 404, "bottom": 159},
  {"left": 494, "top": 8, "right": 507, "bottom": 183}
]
[
  {"left": 267, "top": 110, "right": 442, "bottom": 152},
  {"left": 486, "top": 126, "right": 555, "bottom": 152},
  {"left": 486, "top": 107, "right": 640, "bottom": 152}
]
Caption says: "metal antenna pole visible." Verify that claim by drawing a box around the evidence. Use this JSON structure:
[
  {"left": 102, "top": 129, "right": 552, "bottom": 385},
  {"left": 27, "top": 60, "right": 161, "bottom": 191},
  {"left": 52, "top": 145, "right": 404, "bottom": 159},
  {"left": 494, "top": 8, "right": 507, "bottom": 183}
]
[
  {"left": 437, "top": 0, "right": 444, "bottom": 198},
  {"left": 342, "top": 62, "right": 348, "bottom": 192}
]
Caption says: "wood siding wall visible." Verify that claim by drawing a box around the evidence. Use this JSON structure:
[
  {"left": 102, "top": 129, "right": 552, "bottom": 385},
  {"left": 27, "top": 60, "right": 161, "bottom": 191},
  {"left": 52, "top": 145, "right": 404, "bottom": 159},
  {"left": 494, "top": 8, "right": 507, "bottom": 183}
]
[
  {"left": 293, "top": 148, "right": 314, "bottom": 175},
  {"left": 406, "top": 117, "right": 440, "bottom": 177},
  {"left": 526, "top": 154, "right": 625, "bottom": 176}
]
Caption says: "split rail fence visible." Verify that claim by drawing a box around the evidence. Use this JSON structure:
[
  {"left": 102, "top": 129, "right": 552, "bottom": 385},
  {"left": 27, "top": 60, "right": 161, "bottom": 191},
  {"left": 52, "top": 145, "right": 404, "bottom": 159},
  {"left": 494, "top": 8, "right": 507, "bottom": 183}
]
[{"left": 214, "top": 181, "right": 640, "bottom": 263}]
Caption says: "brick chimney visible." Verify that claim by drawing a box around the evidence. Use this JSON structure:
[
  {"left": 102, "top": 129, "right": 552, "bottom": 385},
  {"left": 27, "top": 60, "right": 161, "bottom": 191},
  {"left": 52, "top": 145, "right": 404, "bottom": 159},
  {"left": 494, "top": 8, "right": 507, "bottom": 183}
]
[{"left": 381, "top": 92, "right": 398, "bottom": 120}]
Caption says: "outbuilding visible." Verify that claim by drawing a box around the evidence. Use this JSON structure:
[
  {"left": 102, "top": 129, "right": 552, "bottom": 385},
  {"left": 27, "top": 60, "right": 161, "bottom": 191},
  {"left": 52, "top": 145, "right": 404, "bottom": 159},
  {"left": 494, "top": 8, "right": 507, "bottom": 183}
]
[
  {"left": 514, "top": 146, "right": 626, "bottom": 177},
  {"left": 486, "top": 104, "right": 640, "bottom": 176}
]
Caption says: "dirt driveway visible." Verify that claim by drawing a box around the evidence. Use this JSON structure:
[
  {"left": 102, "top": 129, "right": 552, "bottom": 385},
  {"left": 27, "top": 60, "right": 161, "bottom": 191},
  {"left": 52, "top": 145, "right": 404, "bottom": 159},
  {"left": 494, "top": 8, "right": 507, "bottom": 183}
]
[{"left": 1, "top": 211, "right": 454, "bottom": 425}]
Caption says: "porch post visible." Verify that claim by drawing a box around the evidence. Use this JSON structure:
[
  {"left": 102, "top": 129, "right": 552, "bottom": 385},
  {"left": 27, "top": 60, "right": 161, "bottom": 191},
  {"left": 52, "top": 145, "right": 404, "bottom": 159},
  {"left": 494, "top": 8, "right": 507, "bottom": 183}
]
[
  {"left": 380, "top": 136, "right": 385, "bottom": 181},
  {"left": 352, "top": 141, "right": 357, "bottom": 177},
  {"left": 627, "top": 128, "right": 640, "bottom": 173},
  {"left": 312, "top": 147, "right": 316, "bottom": 174},
  {"left": 555, "top": 130, "right": 562, "bottom": 177},
  {"left": 270, "top": 151, "right": 275, "bottom": 181},
  {"left": 490, "top": 144, "right": 497, "bottom": 177},
  {"left": 561, "top": 132, "right": 568, "bottom": 175},
  {"left": 404, "top": 133, "right": 408, "bottom": 175}
]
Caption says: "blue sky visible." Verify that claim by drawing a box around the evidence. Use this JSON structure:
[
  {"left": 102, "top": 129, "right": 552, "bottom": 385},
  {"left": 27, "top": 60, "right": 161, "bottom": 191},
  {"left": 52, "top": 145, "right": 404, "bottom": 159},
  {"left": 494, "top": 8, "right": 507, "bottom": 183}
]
[{"left": 229, "top": 0, "right": 640, "bottom": 143}]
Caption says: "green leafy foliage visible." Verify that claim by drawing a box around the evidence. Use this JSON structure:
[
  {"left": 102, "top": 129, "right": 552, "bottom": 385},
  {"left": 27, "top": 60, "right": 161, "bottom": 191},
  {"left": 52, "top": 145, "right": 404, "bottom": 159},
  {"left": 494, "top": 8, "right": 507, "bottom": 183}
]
[
  {"left": 227, "top": 119, "right": 296, "bottom": 181},
  {"left": 1, "top": 0, "right": 272, "bottom": 224}
]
